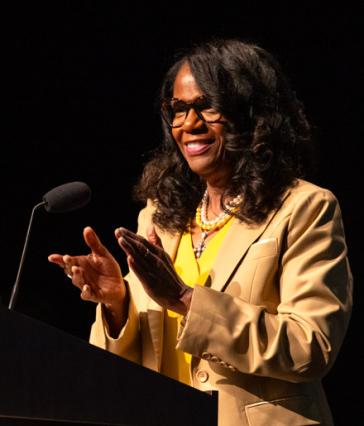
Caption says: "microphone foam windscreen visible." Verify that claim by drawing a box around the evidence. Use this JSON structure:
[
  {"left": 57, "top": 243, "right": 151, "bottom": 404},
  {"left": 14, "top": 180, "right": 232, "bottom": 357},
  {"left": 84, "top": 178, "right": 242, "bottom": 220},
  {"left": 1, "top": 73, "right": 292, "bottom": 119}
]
[{"left": 43, "top": 181, "right": 92, "bottom": 213}]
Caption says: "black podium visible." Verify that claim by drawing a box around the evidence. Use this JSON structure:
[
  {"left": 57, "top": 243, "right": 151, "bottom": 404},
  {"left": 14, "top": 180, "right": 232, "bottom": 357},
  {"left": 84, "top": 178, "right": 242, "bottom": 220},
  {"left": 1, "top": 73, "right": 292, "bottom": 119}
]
[{"left": 0, "top": 305, "right": 217, "bottom": 425}]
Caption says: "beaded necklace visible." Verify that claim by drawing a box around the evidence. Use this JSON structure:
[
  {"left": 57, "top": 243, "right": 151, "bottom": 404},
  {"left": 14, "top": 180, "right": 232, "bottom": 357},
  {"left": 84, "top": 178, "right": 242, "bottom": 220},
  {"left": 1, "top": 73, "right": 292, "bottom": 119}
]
[{"left": 193, "top": 190, "right": 242, "bottom": 258}]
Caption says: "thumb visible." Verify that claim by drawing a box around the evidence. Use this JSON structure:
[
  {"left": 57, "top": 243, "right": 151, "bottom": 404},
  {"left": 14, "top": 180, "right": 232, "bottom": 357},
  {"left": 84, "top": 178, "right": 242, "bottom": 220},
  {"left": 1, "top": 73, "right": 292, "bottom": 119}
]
[
  {"left": 83, "top": 226, "right": 108, "bottom": 257},
  {"left": 147, "top": 225, "right": 163, "bottom": 248}
]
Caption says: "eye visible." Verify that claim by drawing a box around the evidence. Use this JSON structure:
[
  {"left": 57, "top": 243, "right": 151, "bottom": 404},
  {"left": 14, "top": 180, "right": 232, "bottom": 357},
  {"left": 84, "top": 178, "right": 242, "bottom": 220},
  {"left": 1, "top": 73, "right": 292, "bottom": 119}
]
[
  {"left": 171, "top": 100, "right": 187, "bottom": 113},
  {"left": 196, "top": 101, "right": 219, "bottom": 116},
  {"left": 195, "top": 98, "right": 213, "bottom": 111},
  {"left": 201, "top": 106, "right": 217, "bottom": 113}
]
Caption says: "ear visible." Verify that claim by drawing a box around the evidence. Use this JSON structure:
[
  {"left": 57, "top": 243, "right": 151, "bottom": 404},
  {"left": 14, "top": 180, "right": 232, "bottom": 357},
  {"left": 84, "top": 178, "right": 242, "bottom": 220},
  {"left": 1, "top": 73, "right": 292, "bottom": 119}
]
[{"left": 146, "top": 225, "right": 163, "bottom": 249}]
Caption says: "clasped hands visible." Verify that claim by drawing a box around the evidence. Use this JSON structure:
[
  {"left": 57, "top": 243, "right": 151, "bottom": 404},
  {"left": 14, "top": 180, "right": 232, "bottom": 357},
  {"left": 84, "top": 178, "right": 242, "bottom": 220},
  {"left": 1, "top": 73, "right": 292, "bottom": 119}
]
[{"left": 48, "top": 226, "right": 193, "bottom": 320}]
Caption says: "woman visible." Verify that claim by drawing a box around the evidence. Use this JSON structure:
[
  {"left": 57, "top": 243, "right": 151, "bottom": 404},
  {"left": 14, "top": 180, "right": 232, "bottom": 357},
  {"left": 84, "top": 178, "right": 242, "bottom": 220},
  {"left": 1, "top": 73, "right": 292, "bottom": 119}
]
[{"left": 49, "top": 38, "right": 353, "bottom": 425}]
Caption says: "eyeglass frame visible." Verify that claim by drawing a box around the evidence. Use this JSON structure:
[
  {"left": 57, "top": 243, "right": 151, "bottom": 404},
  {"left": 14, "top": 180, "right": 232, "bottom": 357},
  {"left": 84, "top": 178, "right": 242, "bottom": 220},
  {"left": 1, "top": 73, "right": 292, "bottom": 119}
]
[{"left": 161, "top": 95, "right": 223, "bottom": 128}]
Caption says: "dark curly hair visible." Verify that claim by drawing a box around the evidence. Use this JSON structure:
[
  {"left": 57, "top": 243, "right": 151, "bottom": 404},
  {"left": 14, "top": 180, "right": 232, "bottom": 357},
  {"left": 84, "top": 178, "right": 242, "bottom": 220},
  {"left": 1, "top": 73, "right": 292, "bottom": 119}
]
[{"left": 133, "top": 38, "right": 316, "bottom": 233}]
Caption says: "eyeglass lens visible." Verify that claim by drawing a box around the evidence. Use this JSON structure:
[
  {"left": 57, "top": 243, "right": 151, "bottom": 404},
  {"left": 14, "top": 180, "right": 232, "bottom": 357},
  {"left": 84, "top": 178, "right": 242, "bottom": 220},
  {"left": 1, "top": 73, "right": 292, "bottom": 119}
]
[{"left": 164, "top": 97, "right": 221, "bottom": 128}]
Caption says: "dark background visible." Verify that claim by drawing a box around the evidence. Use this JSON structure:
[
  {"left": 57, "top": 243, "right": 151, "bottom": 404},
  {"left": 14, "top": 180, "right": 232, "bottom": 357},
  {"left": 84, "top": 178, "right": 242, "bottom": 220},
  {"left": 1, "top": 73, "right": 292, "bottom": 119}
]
[{"left": 2, "top": 3, "right": 363, "bottom": 424}]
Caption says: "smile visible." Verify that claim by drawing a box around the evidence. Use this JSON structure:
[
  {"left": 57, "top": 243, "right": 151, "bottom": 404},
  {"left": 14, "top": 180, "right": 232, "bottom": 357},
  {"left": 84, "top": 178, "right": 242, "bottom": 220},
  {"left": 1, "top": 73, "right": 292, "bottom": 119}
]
[{"left": 184, "top": 140, "right": 214, "bottom": 156}]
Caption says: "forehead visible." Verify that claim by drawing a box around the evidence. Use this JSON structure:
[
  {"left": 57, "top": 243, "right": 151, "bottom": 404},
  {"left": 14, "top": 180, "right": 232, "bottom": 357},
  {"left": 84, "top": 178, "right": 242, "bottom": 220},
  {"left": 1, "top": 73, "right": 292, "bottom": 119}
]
[{"left": 173, "top": 62, "right": 204, "bottom": 101}]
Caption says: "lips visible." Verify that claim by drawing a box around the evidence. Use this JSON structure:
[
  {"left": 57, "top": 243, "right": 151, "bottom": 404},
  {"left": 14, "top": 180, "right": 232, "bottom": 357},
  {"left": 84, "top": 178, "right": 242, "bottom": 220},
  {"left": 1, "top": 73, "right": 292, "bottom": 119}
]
[{"left": 184, "top": 139, "right": 214, "bottom": 156}]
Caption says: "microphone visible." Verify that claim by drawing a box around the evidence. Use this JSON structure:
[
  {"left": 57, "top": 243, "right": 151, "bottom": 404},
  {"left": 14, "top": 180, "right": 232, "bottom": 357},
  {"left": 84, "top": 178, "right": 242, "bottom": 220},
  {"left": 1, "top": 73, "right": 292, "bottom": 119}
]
[
  {"left": 43, "top": 181, "right": 91, "bottom": 213},
  {"left": 8, "top": 182, "right": 92, "bottom": 310}
]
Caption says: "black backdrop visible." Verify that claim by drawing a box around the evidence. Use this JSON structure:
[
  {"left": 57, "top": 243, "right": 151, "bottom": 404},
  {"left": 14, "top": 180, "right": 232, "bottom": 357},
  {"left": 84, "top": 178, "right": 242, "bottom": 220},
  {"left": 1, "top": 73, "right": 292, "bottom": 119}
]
[{"left": 2, "top": 3, "right": 363, "bottom": 424}]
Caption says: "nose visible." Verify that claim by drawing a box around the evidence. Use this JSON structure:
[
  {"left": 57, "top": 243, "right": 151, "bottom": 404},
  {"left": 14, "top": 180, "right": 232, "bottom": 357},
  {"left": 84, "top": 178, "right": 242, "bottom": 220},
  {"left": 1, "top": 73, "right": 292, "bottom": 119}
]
[{"left": 181, "top": 108, "right": 204, "bottom": 132}]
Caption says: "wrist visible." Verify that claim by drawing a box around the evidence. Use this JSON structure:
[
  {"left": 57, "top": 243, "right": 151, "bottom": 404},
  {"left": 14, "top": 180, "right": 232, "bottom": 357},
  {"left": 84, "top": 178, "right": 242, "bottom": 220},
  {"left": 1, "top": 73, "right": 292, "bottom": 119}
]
[
  {"left": 104, "top": 280, "right": 128, "bottom": 312},
  {"left": 103, "top": 283, "right": 130, "bottom": 337},
  {"left": 179, "top": 287, "right": 193, "bottom": 316}
]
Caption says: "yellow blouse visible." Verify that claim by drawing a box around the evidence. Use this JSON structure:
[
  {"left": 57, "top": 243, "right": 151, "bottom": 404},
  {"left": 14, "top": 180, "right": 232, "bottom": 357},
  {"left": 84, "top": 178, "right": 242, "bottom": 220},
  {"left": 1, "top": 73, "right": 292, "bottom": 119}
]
[{"left": 161, "top": 218, "right": 234, "bottom": 386}]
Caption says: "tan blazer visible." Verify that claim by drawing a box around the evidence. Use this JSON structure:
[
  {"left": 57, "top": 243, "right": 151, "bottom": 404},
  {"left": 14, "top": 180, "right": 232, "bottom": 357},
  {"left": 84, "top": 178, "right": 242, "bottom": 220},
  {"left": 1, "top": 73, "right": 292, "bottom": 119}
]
[{"left": 90, "top": 179, "right": 353, "bottom": 426}]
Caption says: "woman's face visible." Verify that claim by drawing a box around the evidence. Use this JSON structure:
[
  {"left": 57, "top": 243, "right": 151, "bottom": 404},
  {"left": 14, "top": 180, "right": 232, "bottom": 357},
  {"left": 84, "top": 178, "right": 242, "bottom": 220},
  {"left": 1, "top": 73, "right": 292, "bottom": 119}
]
[{"left": 171, "top": 63, "right": 230, "bottom": 183}]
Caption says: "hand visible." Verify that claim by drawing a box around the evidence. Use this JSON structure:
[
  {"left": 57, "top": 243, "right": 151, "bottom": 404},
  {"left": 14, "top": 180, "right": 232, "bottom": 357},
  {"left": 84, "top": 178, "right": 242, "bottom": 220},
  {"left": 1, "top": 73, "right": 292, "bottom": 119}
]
[
  {"left": 115, "top": 226, "right": 193, "bottom": 316},
  {"left": 48, "top": 226, "right": 127, "bottom": 316}
]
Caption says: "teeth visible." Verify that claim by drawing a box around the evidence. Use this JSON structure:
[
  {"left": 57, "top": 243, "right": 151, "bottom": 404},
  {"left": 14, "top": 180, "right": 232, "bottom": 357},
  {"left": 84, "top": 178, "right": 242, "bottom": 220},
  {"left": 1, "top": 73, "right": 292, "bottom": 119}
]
[{"left": 187, "top": 142, "right": 206, "bottom": 147}]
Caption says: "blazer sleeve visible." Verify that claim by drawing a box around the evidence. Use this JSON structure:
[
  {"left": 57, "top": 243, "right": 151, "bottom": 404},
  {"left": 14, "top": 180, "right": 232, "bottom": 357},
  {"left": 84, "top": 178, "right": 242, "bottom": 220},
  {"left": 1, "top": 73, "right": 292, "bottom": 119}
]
[
  {"left": 176, "top": 188, "right": 353, "bottom": 383},
  {"left": 89, "top": 287, "right": 140, "bottom": 363},
  {"left": 89, "top": 202, "right": 154, "bottom": 364}
]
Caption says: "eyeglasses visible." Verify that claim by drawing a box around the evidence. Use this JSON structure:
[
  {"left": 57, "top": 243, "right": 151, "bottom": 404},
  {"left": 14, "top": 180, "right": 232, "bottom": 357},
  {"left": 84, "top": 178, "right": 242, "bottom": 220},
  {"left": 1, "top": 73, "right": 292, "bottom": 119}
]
[{"left": 161, "top": 96, "right": 222, "bottom": 128}]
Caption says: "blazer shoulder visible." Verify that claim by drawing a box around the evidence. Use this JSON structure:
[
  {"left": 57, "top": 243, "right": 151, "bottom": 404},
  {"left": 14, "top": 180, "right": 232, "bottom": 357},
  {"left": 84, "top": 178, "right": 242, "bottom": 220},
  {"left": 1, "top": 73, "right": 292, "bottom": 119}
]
[
  {"left": 287, "top": 179, "right": 339, "bottom": 205},
  {"left": 273, "top": 179, "right": 343, "bottom": 228}
]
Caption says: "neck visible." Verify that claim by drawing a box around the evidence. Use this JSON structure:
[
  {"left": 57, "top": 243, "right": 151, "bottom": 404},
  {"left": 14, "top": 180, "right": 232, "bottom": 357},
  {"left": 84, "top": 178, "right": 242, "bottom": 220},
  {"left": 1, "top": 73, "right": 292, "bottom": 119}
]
[{"left": 205, "top": 181, "right": 227, "bottom": 215}]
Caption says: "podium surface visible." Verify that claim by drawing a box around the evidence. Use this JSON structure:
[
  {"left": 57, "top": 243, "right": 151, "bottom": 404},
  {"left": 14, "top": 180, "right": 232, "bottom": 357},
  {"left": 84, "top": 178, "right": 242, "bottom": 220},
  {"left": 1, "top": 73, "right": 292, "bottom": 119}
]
[{"left": 0, "top": 306, "right": 217, "bottom": 425}]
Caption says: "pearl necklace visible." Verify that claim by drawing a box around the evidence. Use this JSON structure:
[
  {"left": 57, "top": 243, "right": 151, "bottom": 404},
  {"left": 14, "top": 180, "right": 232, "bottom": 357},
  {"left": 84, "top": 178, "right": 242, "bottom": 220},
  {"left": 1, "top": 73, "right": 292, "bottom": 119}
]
[{"left": 193, "top": 190, "right": 242, "bottom": 258}]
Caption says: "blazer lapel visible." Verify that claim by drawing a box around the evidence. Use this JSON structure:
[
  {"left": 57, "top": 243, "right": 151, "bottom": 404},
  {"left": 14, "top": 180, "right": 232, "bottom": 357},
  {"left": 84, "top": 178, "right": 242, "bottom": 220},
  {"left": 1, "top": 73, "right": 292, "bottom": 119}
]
[
  {"left": 159, "top": 228, "right": 182, "bottom": 262},
  {"left": 209, "top": 220, "right": 269, "bottom": 292},
  {"left": 209, "top": 189, "right": 292, "bottom": 293}
]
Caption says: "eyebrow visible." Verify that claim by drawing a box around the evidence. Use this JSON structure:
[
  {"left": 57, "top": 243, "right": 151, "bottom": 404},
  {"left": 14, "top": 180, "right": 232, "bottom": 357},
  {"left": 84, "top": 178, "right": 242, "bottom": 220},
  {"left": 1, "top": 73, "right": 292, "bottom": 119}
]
[{"left": 171, "top": 95, "right": 207, "bottom": 103}]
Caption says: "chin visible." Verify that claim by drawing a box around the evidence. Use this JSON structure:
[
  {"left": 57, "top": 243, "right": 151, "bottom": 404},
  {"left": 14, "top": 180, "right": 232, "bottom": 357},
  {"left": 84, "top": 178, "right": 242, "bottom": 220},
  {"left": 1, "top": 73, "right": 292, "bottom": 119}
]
[{"left": 185, "top": 157, "right": 220, "bottom": 177}]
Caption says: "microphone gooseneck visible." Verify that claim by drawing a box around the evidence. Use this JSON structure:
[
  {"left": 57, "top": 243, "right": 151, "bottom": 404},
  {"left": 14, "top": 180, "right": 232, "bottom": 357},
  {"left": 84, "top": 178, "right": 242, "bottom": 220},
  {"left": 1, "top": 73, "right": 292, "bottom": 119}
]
[
  {"left": 8, "top": 182, "right": 92, "bottom": 310},
  {"left": 8, "top": 202, "right": 46, "bottom": 310}
]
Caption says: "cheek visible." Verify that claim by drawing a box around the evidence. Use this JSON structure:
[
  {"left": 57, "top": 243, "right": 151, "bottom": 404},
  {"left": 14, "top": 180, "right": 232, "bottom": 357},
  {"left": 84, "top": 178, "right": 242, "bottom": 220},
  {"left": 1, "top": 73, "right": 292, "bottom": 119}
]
[
  {"left": 172, "top": 130, "right": 185, "bottom": 156},
  {"left": 171, "top": 129, "right": 181, "bottom": 144},
  {"left": 214, "top": 131, "right": 225, "bottom": 151},
  {"left": 214, "top": 124, "right": 225, "bottom": 139}
]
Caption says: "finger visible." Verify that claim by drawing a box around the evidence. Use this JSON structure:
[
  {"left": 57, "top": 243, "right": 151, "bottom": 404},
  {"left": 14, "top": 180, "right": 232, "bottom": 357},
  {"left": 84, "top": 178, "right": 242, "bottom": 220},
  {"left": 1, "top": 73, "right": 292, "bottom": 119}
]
[
  {"left": 80, "top": 284, "right": 98, "bottom": 302},
  {"left": 62, "top": 254, "right": 76, "bottom": 274},
  {"left": 50, "top": 253, "right": 86, "bottom": 274},
  {"left": 123, "top": 232, "right": 176, "bottom": 277},
  {"left": 120, "top": 238, "right": 156, "bottom": 284},
  {"left": 126, "top": 256, "right": 170, "bottom": 304},
  {"left": 119, "top": 228, "right": 161, "bottom": 257},
  {"left": 83, "top": 226, "right": 108, "bottom": 257},
  {"left": 118, "top": 234, "right": 149, "bottom": 265},
  {"left": 115, "top": 227, "right": 123, "bottom": 239},
  {"left": 117, "top": 227, "right": 146, "bottom": 244},
  {"left": 120, "top": 233, "right": 157, "bottom": 264},
  {"left": 126, "top": 233, "right": 174, "bottom": 270},
  {"left": 127, "top": 256, "right": 153, "bottom": 289},
  {"left": 48, "top": 254, "right": 65, "bottom": 267},
  {"left": 69, "top": 265, "right": 85, "bottom": 291}
]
